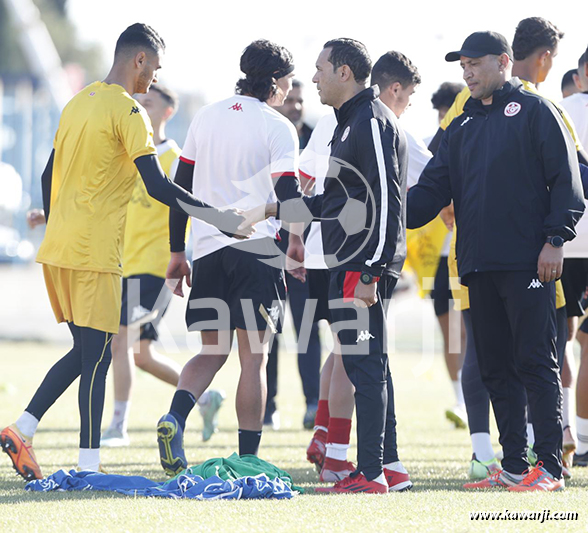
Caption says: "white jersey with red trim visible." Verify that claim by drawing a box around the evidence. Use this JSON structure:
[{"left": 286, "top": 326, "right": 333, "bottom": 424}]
[
  {"left": 560, "top": 93, "right": 588, "bottom": 257},
  {"left": 299, "top": 112, "right": 337, "bottom": 269},
  {"left": 181, "top": 94, "right": 299, "bottom": 261}
]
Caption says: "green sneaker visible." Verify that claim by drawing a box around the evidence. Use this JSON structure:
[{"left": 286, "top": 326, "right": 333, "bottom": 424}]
[
  {"left": 199, "top": 389, "right": 225, "bottom": 442},
  {"left": 469, "top": 454, "right": 502, "bottom": 480}
]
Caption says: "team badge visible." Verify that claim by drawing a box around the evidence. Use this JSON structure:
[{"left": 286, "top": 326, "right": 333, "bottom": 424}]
[
  {"left": 341, "top": 126, "right": 351, "bottom": 142},
  {"left": 504, "top": 102, "right": 521, "bottom": 117}
]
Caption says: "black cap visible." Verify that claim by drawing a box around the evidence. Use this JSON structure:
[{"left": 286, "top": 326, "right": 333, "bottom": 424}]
[{"left": 445, "top": 31, "right": 513, "bottom": 62}]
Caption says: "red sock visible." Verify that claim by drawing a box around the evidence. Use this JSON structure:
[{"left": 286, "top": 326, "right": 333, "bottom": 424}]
[
  {"left": 314, "top": 400, "right": 330, "bottom": 429},
  {"left": 327, "top": 417, "right": 352, "bottom": 445}
]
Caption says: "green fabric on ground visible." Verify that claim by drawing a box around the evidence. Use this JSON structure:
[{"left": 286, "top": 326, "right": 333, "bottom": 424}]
[{"left": 167, "top": 453, "right": 304, "bottom": 493}]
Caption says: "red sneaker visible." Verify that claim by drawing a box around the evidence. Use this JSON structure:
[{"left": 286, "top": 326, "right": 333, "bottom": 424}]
[
  {"left": 384, "top": 464, "right": 413, "bottom": 491},
  {"left": 507, "top": 462, "right": 565, "bottom": 492},
  {"left": 316, "top": 473, "right": 388, "bottom": 494},
  {"left": 320, "top": 457, "right": 355, "bottom": 482},
  {"left": 306, "top": 436, "right": 326, "bottom": 473},
  {"left": 463, "top": 469, "right": 520, "bottom": 489},
  {"left": 1, "top": 425, "right": 42, "bottom": 481}
]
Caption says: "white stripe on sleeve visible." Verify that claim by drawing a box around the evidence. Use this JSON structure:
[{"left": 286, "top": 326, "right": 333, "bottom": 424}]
[{"left": 365, "top": 118, "right": 388, "bottom": 268}]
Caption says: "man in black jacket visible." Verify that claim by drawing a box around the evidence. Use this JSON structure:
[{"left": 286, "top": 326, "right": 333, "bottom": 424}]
[
  {"left": 408, "top": 31, "right": 584, "bottom": 491},
  {"left": 243, "top": 38, "right": 410, "bottom": 493}
]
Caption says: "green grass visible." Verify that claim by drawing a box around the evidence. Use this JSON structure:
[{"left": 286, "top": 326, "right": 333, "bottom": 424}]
[{"left": 1, "top": 340, "right": 587, "bottom": 532}]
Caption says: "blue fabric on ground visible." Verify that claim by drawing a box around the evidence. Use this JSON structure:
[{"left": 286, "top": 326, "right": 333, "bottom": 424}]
[{"left": 25, "top": 469, "right": 295, "bottom": 500}]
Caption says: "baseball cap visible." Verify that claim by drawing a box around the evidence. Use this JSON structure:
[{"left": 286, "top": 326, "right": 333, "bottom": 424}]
[{"left": 445, "top": 31, "right": 513, "bottom": 62}]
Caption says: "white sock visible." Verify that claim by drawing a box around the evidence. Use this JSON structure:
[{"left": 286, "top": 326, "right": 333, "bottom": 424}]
[
  {"left": 576, "top": 416, "right": 588, "bottom": 455},
  {"left": 527, "top": 423, "right": 535, "bottom": 447},
  {"left": 470, "top": 432, "right": 495, "bottom": 462},
  {"left": 562, "top": 388, "right": 573, "bottom": 429},
  {"left": 78, "top": 448, "right": 100, "bottom": 471},
  {"left": 452, "top": 379, "right": 464, "bottom": 406},
  {"left": 325, "top": 443, "right": 349, "bottom": 461},
  {"left": 366, "top": 472, "right": 387, "bottom": 486},
  {"left": 197, "top": 390, "right": 210, "bottom": 407},
  {"left": 110, "top": 401, "right": 130, "bottom": 433},
  {"left": 502, "top": 470, "right": 524, "bottom": 484},
  {"left": 16, "top": 412, "right": 39, "bottom": 438},
  {"left": 383, "top": 460, "right": 407, "bottom": 473}
]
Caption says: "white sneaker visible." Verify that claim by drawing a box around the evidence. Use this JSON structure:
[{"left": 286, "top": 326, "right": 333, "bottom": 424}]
[{"left": 100, "top": 427, "right": 130, "bottom": 447}]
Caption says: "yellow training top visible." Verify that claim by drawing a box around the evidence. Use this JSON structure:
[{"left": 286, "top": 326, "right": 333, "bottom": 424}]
[
  {"left": 123, "top": 139, "right": 181, "bottom": 278},
  {"left": 37, "top": 81, "right": 157, "bottom": 275}
]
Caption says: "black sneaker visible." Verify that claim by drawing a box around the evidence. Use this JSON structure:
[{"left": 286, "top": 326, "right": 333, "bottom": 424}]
[
  {"left": 573, "top": 451, "right": 588, "bottom": 467},
  {"left": 303, "top": 404, "right": 317, "bottom": 430}
]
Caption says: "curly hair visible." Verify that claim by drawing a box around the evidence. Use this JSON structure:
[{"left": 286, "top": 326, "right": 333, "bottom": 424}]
[
  {"left": 512, "top": 17, "right": 564, "bottom": 61},
  {"left": 431, "top": 82, "right": 465, "bottom": 111},
  {"left": 235, "top": 40, "right": 294, "bottom": 102}
]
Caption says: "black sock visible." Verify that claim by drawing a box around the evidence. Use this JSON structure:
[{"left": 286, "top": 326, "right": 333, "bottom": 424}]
[
  {"left": 169, "top": 390, "right": 196, "bottom": 431},
  {"left": 239, "top": 429, "right": 262, "bottom": 456}
]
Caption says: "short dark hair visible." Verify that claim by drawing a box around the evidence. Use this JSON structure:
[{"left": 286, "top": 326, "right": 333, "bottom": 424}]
[
  {"left": 579, "top": 50, "right": 587, "bottom": 69},
  {"left": 561, "top": 69, "right": 578, "bottom": 92},
  {"left": 370, "top": 51, "right": 421, "bottom": 91},
  {"left": 512, "top": 17, "right": 564, "bottom": 61},
  {"left": 235, "top": 40, "right": 294, "bottom": 102},
  {"left": 323, "top": 38, "right": 371, "bottom": 84},
  {"left": 114, "top": 23, "right": 165, "bottom": 57},
  {"left": 149, "top": 85, "right": 179, "bottom": 111},
  {"left": 431, "top": 81, "right": 465, "bottom": 111},
  {"left": 292, "top": 79, "right": 303, "bottom": 89}
]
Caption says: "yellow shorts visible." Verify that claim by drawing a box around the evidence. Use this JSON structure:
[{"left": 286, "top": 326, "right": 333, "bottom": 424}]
[{"left": 42, "top": 264, "right": 122, "bottom": 334}]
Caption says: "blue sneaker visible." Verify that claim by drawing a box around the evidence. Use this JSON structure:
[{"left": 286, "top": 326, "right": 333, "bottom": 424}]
[{"left": 157, "top": 413, "right": 187, "bottom": 476}]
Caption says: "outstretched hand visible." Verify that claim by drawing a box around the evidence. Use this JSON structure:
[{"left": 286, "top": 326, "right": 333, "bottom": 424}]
[{"left": 238, "top": 204, "right": 269, "bottom": 232}]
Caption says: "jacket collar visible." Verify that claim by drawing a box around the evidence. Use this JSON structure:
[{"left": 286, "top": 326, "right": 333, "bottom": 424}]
[
  {"left": 335, "top": 86, "right": 379, "bottom": 125},
  {"left": 464, "top": 77, "right": 522, "bottom": 114}
]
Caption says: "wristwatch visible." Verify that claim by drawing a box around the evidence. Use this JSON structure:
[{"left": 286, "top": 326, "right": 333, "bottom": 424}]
[
  {"left": 360, "top": 272, "right": 380, "bottom": 285},
  {"left": 546, "top": 235, "right": 564, "bottom": 248}
]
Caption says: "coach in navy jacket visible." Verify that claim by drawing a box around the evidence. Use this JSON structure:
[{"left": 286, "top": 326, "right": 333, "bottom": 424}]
[{"left": 408, "top": 32, "right": 584, "bottom": 487}]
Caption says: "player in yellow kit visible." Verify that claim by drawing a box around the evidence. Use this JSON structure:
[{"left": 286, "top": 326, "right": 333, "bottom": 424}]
[
  {"left": 100, "top": 85, "right": 225, "bottom": 447},
  {"left": 0, "top": 23, "right": 250, "bottom": 480}
]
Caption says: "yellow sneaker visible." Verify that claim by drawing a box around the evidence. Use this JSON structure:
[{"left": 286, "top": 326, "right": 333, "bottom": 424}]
[{"left": 1, "top": 424, "right": 43, "bottom": 481}]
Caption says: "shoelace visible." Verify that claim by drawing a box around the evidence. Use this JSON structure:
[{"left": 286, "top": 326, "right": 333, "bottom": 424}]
[
  {"left": 484, "top": 470, "right": 505, "bottom": 484},
  {"left": 520, "top": 462, "right": 545, "bottom": 486}
]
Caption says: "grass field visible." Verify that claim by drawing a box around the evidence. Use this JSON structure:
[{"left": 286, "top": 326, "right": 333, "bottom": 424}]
[{"left": 1, "top": 338, "right": 587, "bottom": 532}]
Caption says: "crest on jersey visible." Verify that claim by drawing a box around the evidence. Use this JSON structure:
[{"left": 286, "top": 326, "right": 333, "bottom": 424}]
[
  {"left": 504, "top": 102, "right": 521, "bottom": 117},
  {"left": 341, "top": 126, "right": 351, "bottom": 142}
]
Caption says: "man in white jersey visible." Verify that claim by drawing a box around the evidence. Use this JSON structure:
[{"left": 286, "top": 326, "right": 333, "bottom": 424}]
[
  {"left": 561, "top": 47, "right": 588, "bottom": 467},
  {"left": 156, "top": 40, "right": 300, "bottom": 475}
]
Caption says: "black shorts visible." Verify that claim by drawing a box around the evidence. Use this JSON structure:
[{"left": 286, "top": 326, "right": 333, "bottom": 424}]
[
  {"left": 308, "top": 269, "right": 331, "bottom": 323},
  {"left": 120, "top": 274, "right": 172, "bottom": 341},
  {"left": 186, "top": 239, "right": 286, "bottom": 333},
  {"left": 561, "top": 258, "right": 588, "bottom": 317},
  {"left": 430, "top": 255, "right": 452, "bottom": 317}
]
